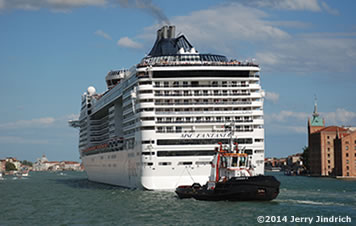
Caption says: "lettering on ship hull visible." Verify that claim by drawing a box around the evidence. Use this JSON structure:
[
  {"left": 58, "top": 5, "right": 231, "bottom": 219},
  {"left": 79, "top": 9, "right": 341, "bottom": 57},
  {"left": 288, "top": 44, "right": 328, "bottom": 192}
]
[{"left": 181, "top": 133, "right": 232, "bottom": 139}]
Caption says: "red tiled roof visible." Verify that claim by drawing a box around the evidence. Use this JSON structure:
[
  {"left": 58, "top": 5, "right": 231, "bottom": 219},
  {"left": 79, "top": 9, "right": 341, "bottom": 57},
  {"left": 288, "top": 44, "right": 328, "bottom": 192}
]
[
  {"left": 62, "top": 161, "right": 79, "bottom": 164},
  {"left": 318, "top": 126, "right": 349, "bottom": 132}
]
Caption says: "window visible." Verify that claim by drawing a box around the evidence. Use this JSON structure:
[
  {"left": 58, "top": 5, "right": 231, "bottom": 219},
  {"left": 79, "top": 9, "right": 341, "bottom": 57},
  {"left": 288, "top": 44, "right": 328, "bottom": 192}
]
[
  {"left": 346, "top": 153, "right": 349, "bottom": 157},
  {"left": 345, "top": 146, "right": 349, "bottom": 150},
  {"left": 328, "top": 160, "right": 330, "bottom": 164},
  {"left": 327, "top": 154, "right": 330, "bottom": 158},
  {"left": 327, "top": 136, "right": 330, "bottom": 139}
]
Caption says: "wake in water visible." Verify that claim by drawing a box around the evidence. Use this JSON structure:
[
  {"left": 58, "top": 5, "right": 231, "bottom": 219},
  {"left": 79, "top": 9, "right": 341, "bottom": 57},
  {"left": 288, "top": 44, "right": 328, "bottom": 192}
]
[{"left": 277, "top": 199, "right": 345, "bottom": 207}]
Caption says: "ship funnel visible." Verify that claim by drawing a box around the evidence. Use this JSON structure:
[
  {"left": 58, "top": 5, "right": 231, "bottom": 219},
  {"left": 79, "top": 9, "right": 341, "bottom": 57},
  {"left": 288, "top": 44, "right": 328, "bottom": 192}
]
[{"left": 156, "top": 25, "right": 176, "bottom": 40}]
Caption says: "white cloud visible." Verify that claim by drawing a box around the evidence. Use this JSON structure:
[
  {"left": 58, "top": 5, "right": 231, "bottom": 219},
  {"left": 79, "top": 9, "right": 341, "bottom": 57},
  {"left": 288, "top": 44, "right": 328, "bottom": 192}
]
[
  {"left": 0, "top": 136, "right": 49, "bottom": 144},
  {"left": 236, "top": 0, "right": 338, "bottom": 15},
  {"left": 139, "top": 3, "right": 353, "bottom": 74},
  {"left": 320, "top": 1, "right": 339, "bottom": 15},
  {"left": 0, "top": 0, "right": 106, "bottom": 11},
  {"left": 0, "top": 117, "right": 55, "bottom": 129},
  {"left": 322, "top": 108, "right": 356, "bottom": 125},
  {"left": 265, "top": 91, "right": 280, "bottom": 103},
  {"left": 284, "top": 126, "right": 306, "bottom": 134},
  {"left": 265, "top": 108, "right": 356, "bottom": 135},
  {"left": 255, "top": 33, "right": 356, "bottom": 73},
  {"left": 117, "top": 37, "right": 142, "bottom": 49},
  {"left": 265, "top": 110, "right": 309, "bottom": 123},
  {"left": 95, "top": 29, "right": 112, "bottom": 40},
  {"left": 237, "top": 0, "right": 322, "bottom": 11},
  {"left": 0, "top": 0, "right": 5, "bottom": 9},
  {"left": 172, "top": 4, "right": 289, "bottom": 43}
]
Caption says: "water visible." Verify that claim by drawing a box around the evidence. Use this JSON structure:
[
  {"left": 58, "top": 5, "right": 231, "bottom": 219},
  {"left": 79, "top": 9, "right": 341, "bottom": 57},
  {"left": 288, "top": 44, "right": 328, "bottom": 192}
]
[{"left": 1, "top": 172, "right": 355, "bottom": 225}]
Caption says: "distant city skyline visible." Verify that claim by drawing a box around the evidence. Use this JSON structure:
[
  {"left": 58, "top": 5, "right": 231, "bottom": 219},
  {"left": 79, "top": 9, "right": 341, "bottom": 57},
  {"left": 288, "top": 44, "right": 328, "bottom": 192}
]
[{"left": 1, "top": 0, "right": 356, "bottom": 161}]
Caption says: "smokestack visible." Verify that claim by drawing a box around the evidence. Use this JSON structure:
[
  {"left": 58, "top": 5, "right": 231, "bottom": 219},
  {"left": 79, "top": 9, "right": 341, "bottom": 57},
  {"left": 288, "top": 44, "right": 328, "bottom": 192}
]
[
  {"left": 162, "top": 26, "right": 168, "bottom": 39},
  {"left": 157, "top": 25, "right": 176, "bottom": 40},
  {"left": 168, "top": 25, "right": 176, "bottom": 38}
]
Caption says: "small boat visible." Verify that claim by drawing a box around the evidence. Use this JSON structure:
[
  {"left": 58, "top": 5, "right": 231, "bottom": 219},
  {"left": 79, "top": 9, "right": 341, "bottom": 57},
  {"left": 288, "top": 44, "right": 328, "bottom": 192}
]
[{"left": 175, "top": 142, "right": 280, "bottom": 201}]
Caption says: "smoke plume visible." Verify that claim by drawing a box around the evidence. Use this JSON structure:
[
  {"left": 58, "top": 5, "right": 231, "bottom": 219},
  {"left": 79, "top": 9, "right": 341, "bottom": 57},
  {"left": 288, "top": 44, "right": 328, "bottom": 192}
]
[{"left": 117, "top": 0, "right": 170, "bottom": 25}]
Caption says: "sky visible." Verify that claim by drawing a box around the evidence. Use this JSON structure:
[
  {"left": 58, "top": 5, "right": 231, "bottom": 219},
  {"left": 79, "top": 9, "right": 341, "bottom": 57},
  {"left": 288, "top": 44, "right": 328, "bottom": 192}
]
[{"left": 0, "top": 0, "right": 356, "bottom": 162}]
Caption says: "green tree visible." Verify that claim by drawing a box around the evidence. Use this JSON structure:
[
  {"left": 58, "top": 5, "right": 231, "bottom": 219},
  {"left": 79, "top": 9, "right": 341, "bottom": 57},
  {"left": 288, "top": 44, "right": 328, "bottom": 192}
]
[
  {"left": 5, "top": 162, "right": 17, "bottom": 171},
  {"left": 301, "top": 146, "right": 310, "bottom": 171},
  {"left": 21, "top": 160, "right": 33, "bottom": 167}
]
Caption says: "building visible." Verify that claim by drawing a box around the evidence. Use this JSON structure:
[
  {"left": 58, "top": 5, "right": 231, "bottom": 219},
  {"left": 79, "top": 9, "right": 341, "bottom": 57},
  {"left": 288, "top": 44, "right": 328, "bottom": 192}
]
[
  {"left": 60, "top": 161, "right": 81, "bottom": 171},
  {"left": 33, "top": 155, "right": 81, "bottom": 171},
  {"left": 0, "top": 160, "right": 6, "bottom": 172},
  {"left": 5, "top": 157, "right": 21, "bottom": 170},
  {"left": 334, "top": 130, "right": 356, "bottom": 177},
  {"left": 307, "top": 101, "right": 356, "bottom": 177},
  {"left": 33, "top": 155, "right": 49, "bottom": 171}
]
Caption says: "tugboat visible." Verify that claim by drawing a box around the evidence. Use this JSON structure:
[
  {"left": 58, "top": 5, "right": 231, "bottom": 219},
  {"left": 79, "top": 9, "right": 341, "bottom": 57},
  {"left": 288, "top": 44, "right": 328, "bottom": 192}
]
[{"left": 175, "top": 138, "right": 280, "bottom": 201}]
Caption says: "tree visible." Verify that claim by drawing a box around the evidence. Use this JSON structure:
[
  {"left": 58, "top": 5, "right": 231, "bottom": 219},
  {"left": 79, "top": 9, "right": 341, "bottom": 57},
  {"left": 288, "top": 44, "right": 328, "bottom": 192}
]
[
  {"left": 5, "top": 162, "right": 17, "bottom": 171},
  {"left": 21, "top": 160, "right": 33, "bottom": 167},
  {"left": 301, "top": 146, "right": 310, "bottom": 172}
]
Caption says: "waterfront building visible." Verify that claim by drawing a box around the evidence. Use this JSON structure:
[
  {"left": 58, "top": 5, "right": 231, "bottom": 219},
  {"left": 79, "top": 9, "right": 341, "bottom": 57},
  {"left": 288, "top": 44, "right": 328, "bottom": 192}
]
[
  {"left": 33, "top": 155, "right": 49, "bottom": 171},
  {"left": 33, "top": 155, "right": 81, "bottom": 171},
  {"left": 5, "top": 157, "right": 21, "bottom": 170},
  {"left": 307, "top": 101, "right": 356, "bottom": 177},
  {"left": 334, "top": 130, "right": 356, "bottom": 177},
  {"left": 0, "top": 159, "right": 5, "bottom": 172}
]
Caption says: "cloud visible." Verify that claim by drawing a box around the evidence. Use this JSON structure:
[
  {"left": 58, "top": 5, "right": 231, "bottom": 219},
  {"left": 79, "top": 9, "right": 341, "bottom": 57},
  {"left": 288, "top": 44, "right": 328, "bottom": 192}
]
[
  {"left": 0, "top": 0, "right": 170, "bottom": 21},
  {"left": 0, "top": 117, "right": 55, "bottom": 129},
  {"left": 235, "top": 0, "right": 338, "bottom": 14},
  {"left": 265, "top": 108, "right": 356, "bottom": 135},
  {"left": 138, "top": 3, "right": 350, "bottom": 74},
  {"left": 236, "top": 0, "right": 321, "bottom": 11},
  {"left": 135, "top": 3, "right": 289, "bottom": 57},
  {"left": 320, "top": 1, "right": 339, "bottom": 15},
  {"left": 265, "top": 110, "right": 309, "bottom": 123},
  {"left": 265, "top": 91, "right": 280, "bottom": 103},
  {"left": 117, "top": 37, "right": 142, "bottom": 49},
  {"left": 256, "top": 34, "right": 356, "bottom": 73},
  {"left": 95, "top": 30, "right": 112, "bottom": 40},
  {"left": 0, "top": 0, "right": 107, "bottom": 11},
  {"left": 322, "top": 108, "right": 356, "bottom": 125},
  {"left": 0, "top": 136, "right": 49, "bottom": 144}
]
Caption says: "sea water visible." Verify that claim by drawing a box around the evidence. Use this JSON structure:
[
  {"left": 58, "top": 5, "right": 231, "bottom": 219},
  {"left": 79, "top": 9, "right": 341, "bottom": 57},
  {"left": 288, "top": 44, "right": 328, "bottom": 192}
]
[{"left": 0, "top": 171, "right": 355, "bottom": 225}]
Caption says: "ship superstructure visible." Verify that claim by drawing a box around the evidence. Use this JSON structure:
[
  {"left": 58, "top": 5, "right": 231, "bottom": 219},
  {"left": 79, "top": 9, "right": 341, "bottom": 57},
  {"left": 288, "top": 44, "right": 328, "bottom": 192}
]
[{"left": 70, "top": 26, "right": 265, "bottom": 190}]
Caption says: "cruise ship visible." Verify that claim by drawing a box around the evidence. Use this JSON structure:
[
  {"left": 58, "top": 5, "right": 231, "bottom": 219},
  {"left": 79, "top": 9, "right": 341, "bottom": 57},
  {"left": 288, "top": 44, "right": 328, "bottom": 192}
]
[{"left": 69, "top": 25, "right": 265, "bottom": 190}]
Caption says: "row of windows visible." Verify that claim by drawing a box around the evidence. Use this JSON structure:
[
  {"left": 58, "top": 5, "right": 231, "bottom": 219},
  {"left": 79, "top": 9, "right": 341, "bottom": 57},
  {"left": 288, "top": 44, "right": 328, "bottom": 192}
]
[
  {"left": 156, "top": 126, "right": 258, "bottom": 133},
  {"left": 154, "top": 90, "right": 252, "bottom": 97},
  {"left": 157, "top": 138, "right": 253, "bottom": 145},
  {"left": 152, "top": 80, "right": 255, "bottom": 88}
]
